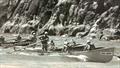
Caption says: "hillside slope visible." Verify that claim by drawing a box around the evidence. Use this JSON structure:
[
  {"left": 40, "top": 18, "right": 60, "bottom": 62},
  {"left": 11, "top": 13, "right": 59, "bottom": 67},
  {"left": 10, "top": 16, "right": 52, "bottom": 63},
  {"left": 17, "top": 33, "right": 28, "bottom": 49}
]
[{"left": 0, "top": 0, "right": 120, "bottom": 36}]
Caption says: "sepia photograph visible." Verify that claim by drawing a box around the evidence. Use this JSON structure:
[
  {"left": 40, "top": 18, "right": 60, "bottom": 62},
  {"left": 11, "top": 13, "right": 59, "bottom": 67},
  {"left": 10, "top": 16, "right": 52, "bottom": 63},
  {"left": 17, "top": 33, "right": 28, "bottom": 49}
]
[{"left": 0, "top": 0, "right": 120, "bottom": 68}]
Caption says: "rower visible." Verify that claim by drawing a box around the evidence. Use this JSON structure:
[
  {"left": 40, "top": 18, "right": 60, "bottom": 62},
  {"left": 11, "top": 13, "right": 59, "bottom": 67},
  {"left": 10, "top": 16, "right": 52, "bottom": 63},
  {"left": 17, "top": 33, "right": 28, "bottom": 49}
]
[
  {"left": 49, "top": 40, "right": 55, "bottom": 51},
  {"left": 84, "top": 40, "right": 95, "bottom": 51},
  {"left": 63, "top": 40, "right": 69, "bottom": 52},
  {"left": 63, "top": 40, "right": 72, "bottom": 53}
]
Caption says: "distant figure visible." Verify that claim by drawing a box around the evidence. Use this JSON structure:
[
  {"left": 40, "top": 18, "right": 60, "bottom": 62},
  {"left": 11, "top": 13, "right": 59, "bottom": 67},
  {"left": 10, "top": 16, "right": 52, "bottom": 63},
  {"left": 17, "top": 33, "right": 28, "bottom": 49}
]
[
  {"left": 84, "top": 40, "right": 95, "bottom": 50},
  {"left": 27, "top": 32, "right": 37, "bottom": 48},
  {"left": 114, "top": 29, "right": 120, "bottom": 35},
  {"left": 63, "top": 40, "right": 69, "bottom": 52},
  {"left": 99, "top": 31, "right": 104, "bottom": 40},
  {"left": 30, "top": 32, "right": 37, "bottom": 43},
  {"left": 16, "top": 34, "right": 22, "bottom": 42},
  {"left": 49, "top": 40, "right": 55, "bottom": 51},
  {"left": 63, "top": 40, "right": 72, "bottom": 53},
  {"left": 71, "top": 39, "right": 77, "bottom": 47},
  {"left": 39, "top": 32, "right": 49, "bottom": 52},
  {"left": 0, "top": 36, "right": 5, "bottom": 46}
]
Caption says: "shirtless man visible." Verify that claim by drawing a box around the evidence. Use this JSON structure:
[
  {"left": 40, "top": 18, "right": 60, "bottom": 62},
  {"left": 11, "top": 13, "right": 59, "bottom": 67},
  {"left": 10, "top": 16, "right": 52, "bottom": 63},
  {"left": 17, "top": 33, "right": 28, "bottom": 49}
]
[{"left": 39, "top": 32, "right": 49, "bottom": 52}]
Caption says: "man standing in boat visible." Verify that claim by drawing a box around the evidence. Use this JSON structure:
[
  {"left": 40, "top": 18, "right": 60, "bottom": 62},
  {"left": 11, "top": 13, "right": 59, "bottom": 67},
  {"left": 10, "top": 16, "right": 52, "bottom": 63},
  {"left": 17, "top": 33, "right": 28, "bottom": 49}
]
[
  {"left": 49, "top": 40, "right": 55, "bottom": 51},
  {"left": 26, "top": 31, "right": 37, "bottom": 48},
  {"left": 39, "top": 31, "right": 49, "bottom": 52},
  {"left": 63, "top": 40, "right": 69, "bottom": 52}
]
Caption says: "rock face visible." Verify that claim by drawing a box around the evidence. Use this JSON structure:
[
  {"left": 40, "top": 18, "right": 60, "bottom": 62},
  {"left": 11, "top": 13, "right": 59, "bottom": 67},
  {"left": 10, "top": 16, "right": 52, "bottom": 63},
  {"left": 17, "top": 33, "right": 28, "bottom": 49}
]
[{"left": 0, "top": 0, "right": 120, "bottom": 36}]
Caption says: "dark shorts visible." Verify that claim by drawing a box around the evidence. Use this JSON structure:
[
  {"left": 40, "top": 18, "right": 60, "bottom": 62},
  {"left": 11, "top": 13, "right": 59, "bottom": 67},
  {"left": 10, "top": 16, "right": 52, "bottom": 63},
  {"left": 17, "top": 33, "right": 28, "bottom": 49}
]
[{"left": 42, "top": 44, "right": 48, "bottom": 51}]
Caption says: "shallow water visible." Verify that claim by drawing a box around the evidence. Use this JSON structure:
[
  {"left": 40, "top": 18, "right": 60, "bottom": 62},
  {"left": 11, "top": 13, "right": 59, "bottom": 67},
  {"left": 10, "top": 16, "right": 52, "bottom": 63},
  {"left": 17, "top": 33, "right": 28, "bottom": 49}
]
[
  {"left": 0, "top": 35, "right": 120, "bottom": 68},
  {"left": 0, "top": 54, "right": 120, "bottom": 68}
]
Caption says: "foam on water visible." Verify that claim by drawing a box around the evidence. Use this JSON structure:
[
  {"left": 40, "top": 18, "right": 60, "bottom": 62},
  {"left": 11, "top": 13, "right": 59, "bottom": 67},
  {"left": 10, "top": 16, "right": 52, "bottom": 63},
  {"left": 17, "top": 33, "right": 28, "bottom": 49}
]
[
  {"left": 0, "top": 49, "right": 2, "bottom": 51},
  {"left": 112, "top": 56, "right": 120, "bottom": 61},
  {"left": 117, "top": 58, "right": 120, "bottom": 60},
  {"left": 25, "top": 47, "right": 42, "bottom": 50},
  {"left": 49, "top": 53, "right": 61, "bottom": 56},
  {"left": 66, "top": 55, "right": 88, "bottom": 62}
]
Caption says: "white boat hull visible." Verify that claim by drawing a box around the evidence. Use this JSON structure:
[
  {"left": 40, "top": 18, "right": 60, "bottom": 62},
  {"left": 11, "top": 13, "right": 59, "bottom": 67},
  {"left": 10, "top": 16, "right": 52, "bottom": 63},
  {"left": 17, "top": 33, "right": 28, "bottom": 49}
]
[{"left": 70, "top": 47, "right": 114, "bottom": 63}]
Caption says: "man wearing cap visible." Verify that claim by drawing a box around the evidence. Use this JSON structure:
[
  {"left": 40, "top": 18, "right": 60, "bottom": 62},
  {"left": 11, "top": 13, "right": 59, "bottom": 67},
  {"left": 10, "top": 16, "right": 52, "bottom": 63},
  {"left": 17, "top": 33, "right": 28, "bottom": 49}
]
[
  {"left": 84, "top": 40, "right": 95, "bottom": 50},
  {"left": 39, "top": 32, "right": 49, "bottom": 52}
]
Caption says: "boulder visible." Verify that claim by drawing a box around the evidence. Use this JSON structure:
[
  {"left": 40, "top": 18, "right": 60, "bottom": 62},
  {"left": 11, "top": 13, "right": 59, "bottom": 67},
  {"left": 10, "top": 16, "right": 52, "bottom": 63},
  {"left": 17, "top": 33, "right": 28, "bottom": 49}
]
[
  {"left": 102, "top": 29, "right": 120, "bottom": 40},
  {"left": 18, "top": 23, "right": 31, "bottom": 34},
  {"left": 1, "top": 20, "right": 14, "bottom": 33},
  {"left": 66, "top": 25, "right": 85, "bottom": 36}
]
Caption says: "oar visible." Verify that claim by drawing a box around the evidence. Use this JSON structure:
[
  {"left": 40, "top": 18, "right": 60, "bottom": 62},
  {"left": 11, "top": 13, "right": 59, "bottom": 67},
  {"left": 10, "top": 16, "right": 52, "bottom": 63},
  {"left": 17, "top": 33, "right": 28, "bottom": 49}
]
[
  {"left": 118, "top": 56, "right": 120, "bottom": 58},
  {"left": 114, "top": 55, "right": 120, "bottom": 58},
  {"left": 114, "top": 55, "right": 120, "bottom": 60}
]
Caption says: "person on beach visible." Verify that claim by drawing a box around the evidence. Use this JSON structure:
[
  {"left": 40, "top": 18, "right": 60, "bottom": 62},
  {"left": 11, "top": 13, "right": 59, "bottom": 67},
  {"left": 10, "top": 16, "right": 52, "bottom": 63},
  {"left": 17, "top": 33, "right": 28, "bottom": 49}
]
[
  {"left": 39, "top": 31, "right": 49, "bottom": 52},
  {"left": 70, "top": 39, "right": 77, "bottom": 47},
  {"left": 99, "top": 30, "right": 104, "bottom": 40},
  {"left": 16, "top": 34, "right": 22, "bottom": 42},
  {"left": 0, "top": 36, "right": 5, "bottom": 46}
]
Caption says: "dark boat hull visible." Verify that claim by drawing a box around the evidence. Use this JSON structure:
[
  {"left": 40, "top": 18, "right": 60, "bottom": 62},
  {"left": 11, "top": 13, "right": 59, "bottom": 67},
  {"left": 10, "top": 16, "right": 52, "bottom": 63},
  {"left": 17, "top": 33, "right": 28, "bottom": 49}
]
[
  {"left": 0, "top": 41, "right": 31, "bottom": 48},
  {"left": 70, "top": 47, "right": 114, "bottom": 63}
]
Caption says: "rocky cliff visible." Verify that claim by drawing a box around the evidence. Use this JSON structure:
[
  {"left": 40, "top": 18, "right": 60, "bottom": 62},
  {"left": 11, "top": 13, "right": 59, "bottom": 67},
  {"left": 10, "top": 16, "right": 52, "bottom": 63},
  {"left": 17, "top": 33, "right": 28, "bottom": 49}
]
[{"left": 0, "top": 0, "right": 120, "bottom": 36}]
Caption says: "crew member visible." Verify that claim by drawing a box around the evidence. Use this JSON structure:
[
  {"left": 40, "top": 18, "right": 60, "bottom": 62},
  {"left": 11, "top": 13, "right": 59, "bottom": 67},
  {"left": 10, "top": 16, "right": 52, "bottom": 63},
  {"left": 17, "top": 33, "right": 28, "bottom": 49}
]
[
  {"left": 30, "top": 32, "right": 37, "bottom": 43},
  {"left": 27, "top": 32, "right": 37, "bottom": 48},
  {"left": 71, "top": 39, "right": 77, "bottom": 47},
  {"left": 99, "top": 31, "right": 104, "bottom": 40},
  {"left": 0, "top": 36, "right": 5, "bottom": 46},
  {"left": 84, "top": 40, "right": 95, "bottom": 50},
  {"left": 16, "top": 34, "right": 22, "bottom": 42},
  {"left": 63, "top": 40, "right": 72, "bottom": 53},
  {"left": 49, "top": 40, "right": 55, "bottom": 51},
  {"left": 39, "top": 32, "right": 49, "bottom": 52},
  {"left": 63, "top": 41, "right": 69, "bottom": 52}
]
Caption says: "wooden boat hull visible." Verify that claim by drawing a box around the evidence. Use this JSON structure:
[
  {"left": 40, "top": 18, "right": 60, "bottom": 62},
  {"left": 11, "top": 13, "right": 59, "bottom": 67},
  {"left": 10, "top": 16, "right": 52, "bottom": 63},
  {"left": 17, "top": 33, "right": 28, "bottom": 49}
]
[
  {"left": 0, "top": 41, "right": 31, "bottom": 48},
  {"left": 70, "top": 47, "right": 114, "bottom": 63}
]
